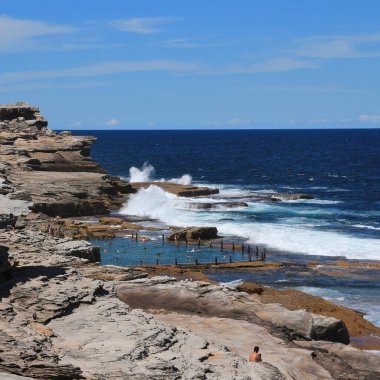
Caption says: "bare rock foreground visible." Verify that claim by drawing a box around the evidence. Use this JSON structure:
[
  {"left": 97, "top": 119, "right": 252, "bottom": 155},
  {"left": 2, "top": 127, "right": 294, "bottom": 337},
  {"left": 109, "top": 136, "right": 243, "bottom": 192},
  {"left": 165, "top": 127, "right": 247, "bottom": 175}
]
[{"left": 1, "top": 103, "right": 380, "bottom": 379}]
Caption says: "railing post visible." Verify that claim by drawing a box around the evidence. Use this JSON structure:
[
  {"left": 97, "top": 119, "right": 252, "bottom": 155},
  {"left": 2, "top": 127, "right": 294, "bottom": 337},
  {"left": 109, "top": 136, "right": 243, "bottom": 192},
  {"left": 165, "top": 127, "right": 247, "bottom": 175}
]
[
  {"left": 156, "top": 259, "right": 159, "bottom": 265},
  {"left": 135, "top": 232, "right": 138, "bottom": 241},
  {"left": 175, "top": 258, "right": 178, "bottom": 265},
  {"left": 229, "top": 256, "right": 232, "bottom": 263},
  {"left": 232, "top": 243, "right": 235, "bottom": 251},
  {"left": 140, "top": 259, "right": 143, "bottom": 266},
  {"left": 249, "top": 254, "right": 252, "bottom": 262},
  {"left": 248, "top": 245, "right": 251, "bottom": 255},
  {"left": 241, "top": 243, "right": 244, "bottom": 253},
  {"left": 220, "top": 240, "right": 224, "bottom": 252},
  {"left": 195, "top": 258, "right": 198, "bottom": 265},
  {"left": 162, "top": 234, "right": 165, "bottom": 244},
  {"left": 215, "top": 256, "right": 218, "bottom": 265}
]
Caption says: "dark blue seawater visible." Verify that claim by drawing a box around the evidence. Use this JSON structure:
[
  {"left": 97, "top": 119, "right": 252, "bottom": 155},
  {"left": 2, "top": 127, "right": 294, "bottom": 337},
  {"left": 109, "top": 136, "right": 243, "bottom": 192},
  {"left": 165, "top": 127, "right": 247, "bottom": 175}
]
[
  {"left": 72, "top": 129, "right": 380, "bottom": 325},
  {"left": 75, "top": 129, "right": 380, "bottom": 245}
]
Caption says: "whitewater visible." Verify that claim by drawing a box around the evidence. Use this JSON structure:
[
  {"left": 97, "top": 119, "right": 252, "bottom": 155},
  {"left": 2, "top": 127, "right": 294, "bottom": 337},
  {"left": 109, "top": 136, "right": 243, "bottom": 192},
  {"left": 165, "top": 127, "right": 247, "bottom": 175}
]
[{"left": 121, "top": 163, "right": 380, "bottom": 261}]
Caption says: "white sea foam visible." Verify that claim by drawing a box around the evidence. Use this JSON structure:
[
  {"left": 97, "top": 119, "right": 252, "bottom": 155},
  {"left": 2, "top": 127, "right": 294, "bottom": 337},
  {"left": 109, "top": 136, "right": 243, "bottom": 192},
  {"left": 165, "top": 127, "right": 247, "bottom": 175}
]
[
  {"left": 352, "top": 224, "right": 380, "bottom": 231},
  {"left": 120, "top": 185, "right": 380, "bottom": 260},
  {"left": 129, "top": 163, "right": 192, "bottom": 185},
  {"left": 365, "top": 350, "right": 380, "bottom": 356},
  {"left": 281, "top": 199, "right": 342, "bottom": 205},
  {"left": 217, "top": 188, "right": 255, "bottom": 197},
  {"left": 158, "top": 174, "right": 192, "bottom": 185},
  {"left": 221, "top": 279, "right": 243, "bottom": 289},
  {"left": 168, "top": 174, "right": 192, "bottom": 185},
  {"left": 129, "top": 162, "right": 155, "bottom": 182}
]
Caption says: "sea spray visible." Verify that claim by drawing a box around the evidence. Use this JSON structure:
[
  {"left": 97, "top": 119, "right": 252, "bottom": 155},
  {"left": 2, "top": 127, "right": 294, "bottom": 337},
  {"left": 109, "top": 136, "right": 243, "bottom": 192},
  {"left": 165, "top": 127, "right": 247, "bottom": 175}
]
[
  {"left": 121, "top": 185, "right": 192, "bottom": 226},
  {"left": 129, "top": 162, "right": 154, "bottom": 182},
  {"left": 129, "top": 163, "right": 192, "bottom": 185}
]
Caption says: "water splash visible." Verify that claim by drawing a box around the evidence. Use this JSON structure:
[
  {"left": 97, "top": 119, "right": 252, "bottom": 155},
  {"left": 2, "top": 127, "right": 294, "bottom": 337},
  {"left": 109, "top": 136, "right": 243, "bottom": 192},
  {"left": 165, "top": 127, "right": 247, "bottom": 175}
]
[{"left": 129, "top": 162, "right": 155, "bottom": 182}]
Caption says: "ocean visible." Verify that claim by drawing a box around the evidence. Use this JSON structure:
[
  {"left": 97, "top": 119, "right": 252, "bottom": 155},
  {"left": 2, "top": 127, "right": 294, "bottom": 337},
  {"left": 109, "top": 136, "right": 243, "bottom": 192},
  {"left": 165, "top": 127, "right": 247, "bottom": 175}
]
[{"left": 73, "top": 129, "right": 380, "bottom": 326}]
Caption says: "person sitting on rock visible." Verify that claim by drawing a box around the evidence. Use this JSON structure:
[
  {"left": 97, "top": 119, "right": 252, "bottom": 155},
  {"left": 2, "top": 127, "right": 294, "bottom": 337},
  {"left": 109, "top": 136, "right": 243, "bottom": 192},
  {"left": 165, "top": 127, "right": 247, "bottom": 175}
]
[{"left": 249, "top": 346, "right": 262, "bottom": 362}]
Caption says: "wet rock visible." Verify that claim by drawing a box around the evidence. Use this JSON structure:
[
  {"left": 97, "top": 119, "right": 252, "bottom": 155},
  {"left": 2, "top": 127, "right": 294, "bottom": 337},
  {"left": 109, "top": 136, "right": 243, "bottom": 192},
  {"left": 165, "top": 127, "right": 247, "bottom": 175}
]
[
  {"left": 168, "top": 226, "right": 218, "bottom": 241},
  {"left": 271, "top": 193, "right": 314, "bottom": 201},
  {"left": 189, "top": 201, "right": 249, "bottom": 209}
]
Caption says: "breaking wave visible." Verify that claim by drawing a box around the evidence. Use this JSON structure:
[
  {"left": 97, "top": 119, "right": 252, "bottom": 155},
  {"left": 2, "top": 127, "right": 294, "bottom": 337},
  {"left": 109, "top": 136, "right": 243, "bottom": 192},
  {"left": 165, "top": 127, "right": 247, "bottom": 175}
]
[
  {"left": 129, "top": 163, "right": 192, "bottom": 185},
  {"left": 129, "top": 162, "right": 155, "bottom": 183},
  {"left": 120, "top": 185, "right": 380, "bottom": 261}
]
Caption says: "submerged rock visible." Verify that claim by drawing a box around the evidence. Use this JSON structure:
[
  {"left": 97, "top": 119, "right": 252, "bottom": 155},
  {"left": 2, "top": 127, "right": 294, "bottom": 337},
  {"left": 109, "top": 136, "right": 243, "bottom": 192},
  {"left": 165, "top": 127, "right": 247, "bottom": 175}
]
[{"left": 189, "top": 201, "right": 249, "bottom": 209}]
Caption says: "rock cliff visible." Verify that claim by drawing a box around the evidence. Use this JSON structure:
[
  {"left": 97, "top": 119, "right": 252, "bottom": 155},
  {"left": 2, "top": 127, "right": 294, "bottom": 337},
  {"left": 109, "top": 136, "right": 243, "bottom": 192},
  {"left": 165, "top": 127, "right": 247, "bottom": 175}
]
[{"left": 0, "top": 103, "right": 132, "bottom": 217}]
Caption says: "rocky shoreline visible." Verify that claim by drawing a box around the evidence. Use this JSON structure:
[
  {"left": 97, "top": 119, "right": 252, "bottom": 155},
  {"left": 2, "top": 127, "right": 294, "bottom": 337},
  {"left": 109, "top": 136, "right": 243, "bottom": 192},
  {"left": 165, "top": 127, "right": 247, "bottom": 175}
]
[{"left": 1, "top": 103, "right": 380, "bottom": 379}]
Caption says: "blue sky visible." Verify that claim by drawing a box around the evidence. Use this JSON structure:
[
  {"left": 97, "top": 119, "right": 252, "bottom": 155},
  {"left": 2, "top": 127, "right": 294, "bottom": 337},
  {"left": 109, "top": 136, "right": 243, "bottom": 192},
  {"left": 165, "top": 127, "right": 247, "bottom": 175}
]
[{"left": 1, "top": 0, "right": 380, "bottom": 129}]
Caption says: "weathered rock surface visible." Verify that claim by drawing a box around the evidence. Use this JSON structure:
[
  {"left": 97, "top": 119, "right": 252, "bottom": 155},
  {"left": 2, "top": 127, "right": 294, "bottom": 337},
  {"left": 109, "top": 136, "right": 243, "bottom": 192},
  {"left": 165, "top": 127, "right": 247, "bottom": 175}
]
[
  {"left": 294, "top": 340, "right": 380, "bottom": 379},
  {"left": 247, "top": 282, "right": 380, "bottom": 342},
  {"left": 168, "top": 226, "right": 218, "bottom": 241},
  {"left": 117, "top": 277, "right": 349, "bottom": 344},
  {"left": 154, "top": 314, "right": 329, "bottom": 380},
  {"left": 0, "top": 102, "right": 130, "bottom": 218}
]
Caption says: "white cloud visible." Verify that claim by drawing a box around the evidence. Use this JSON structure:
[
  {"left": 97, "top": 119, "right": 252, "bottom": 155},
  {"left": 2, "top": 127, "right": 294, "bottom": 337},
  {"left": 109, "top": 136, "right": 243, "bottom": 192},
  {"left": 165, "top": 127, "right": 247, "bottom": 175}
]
[
  {"left": 297, "top": 33, "right": 380, "bottom": 59},
  {"left": 0, "top": 60, "right": 202, "bottom": 84},
  {"left": 0, "top": 14, "right": 76, "bottom": 51},
  {"left": 359, "top": 115, "right": 380, "bottom": 123},
  {"left": 69, "top": 121, "right": 83, "bottom": 128},
  {"left": 204, "top": 57, "right": 319, "bottom": 75},
  {"left": 110, "top": 17, "right": 176, "bottom": 34},
  {"left": 201, "top": 118, "right": 254, "bottom": 127},
  {"left": 106, "top": 118, "right": 119, "bottom": 127},
  {"left": 228, "top": 118, "right": 253, "bottom": 126}
]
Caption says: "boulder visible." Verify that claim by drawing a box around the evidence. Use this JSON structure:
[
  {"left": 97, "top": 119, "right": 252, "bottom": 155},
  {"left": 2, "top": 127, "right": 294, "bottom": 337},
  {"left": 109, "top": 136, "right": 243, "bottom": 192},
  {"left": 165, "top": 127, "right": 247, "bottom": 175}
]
[
  {"left": 311, "top": 314, "right": 350, "bottom": 344},
  {"left": 55, "top": 240, "right": 101, "bottom": 262},
  {"left": 168, "top": 226, "right": 218, "bottom": 241}
]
